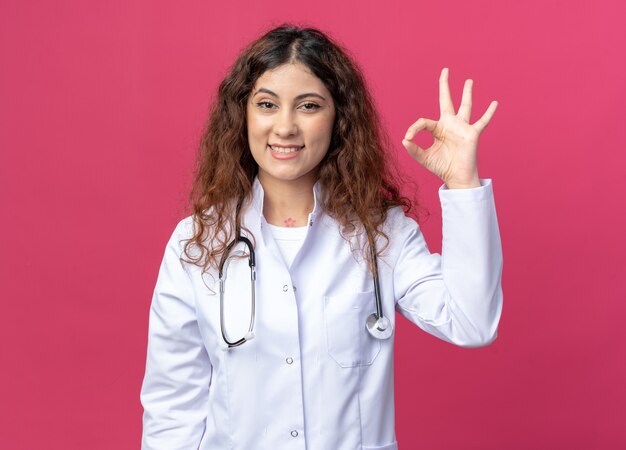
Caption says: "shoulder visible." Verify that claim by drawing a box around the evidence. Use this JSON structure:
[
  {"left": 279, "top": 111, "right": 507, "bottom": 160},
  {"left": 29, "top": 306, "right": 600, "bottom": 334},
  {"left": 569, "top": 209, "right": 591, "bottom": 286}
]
[
  {"left": 173, "top": 215, "right": 196, "bottom": 239},
  {"left": 164, "top": 215, "right": 201, "bottom": 262},
  {"left": 168, "top": 207, "right": 239, "bottom": 263},
  {"left": 383, "top": 205, "right": 420, "bottom": 236},
  {"left": 165, "top": 215, "right": 196, "bottom": 247},
  {"left": 377, "top": 206, "right": 427, "bottom": 264},
  {"left": 170, "top": 205, "right": 225, "bottom": 243}
]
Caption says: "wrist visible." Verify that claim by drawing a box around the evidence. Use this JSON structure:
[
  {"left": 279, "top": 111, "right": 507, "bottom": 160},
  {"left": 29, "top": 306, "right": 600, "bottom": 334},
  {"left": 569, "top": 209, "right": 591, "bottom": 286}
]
[{"left": 445, "top": 177, "right": 481, "bottom": 189}]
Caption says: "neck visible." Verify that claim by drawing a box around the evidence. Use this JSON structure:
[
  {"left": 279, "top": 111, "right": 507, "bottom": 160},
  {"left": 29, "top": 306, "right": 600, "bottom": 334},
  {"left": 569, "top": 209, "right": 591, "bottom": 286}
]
[{"left": 259, "top": 173, "right": 316, "bottom": 228}]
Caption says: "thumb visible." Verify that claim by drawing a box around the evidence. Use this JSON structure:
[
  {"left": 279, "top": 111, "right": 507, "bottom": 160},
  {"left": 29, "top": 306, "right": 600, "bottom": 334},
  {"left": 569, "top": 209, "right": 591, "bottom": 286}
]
[{"left": 402, "top": 138, "right": 427, "bottom": 166}]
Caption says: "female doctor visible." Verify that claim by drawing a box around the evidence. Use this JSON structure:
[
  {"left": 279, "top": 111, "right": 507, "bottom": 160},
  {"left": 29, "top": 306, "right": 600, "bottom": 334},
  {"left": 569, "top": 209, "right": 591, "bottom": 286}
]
[{"left": 140, "top": 24, "right": 503, "bottom": 450}]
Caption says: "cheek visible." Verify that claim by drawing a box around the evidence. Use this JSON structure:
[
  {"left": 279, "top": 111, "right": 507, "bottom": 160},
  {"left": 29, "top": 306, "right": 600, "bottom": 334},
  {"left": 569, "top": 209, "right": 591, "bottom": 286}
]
[
  {"left": 321, "top": 124, "right": 335, "bottom": 146},
  {"left": 309, "top": 117, "right": 334, "bottom": 144},
  {"left": 248, "top": 115, "right": 272, "bottom": 138},
  {"left": 246, "top": 117, "right": 264, "bottom": 143}
]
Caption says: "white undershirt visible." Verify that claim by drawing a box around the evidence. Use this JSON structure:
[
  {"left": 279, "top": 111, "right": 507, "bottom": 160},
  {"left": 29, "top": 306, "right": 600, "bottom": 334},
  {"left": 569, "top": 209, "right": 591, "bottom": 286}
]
[{"left": 265, "top": 223, "right": 307, "bottom": 268}]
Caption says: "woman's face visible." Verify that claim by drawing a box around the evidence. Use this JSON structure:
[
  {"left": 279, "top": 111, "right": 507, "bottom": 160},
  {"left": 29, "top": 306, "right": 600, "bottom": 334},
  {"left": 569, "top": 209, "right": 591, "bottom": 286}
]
[{"left": 246, "top": 62, "right": 336, "bottom": 188}]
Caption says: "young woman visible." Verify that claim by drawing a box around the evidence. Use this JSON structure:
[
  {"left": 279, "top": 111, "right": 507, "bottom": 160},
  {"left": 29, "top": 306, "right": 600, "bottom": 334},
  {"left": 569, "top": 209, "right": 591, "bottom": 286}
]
[{"left": 141, "top": 24, "right": 503, "bottom": 450}]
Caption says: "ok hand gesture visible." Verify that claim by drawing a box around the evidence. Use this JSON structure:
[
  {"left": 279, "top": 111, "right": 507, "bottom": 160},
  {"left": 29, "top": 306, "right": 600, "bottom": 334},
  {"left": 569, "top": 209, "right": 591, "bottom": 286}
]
[{"left": 402, "top": 68, "right": 498, "bottom": 189}]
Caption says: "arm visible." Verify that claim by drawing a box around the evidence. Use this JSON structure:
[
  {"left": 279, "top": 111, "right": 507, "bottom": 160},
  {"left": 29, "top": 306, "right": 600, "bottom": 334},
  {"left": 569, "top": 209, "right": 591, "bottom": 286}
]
[
  {"left": 396, "top": 68, "right": 502, "bottom": 346},
  {"left": 140, "top": 219, "right": 211, "bottom": 450},
  {"left": 394, "top": 180, "right": 503, "bottom": 347}
]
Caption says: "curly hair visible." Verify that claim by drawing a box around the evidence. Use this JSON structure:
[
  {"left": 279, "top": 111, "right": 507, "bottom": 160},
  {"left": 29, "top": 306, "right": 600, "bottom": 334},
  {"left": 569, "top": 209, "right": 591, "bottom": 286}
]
[{"left": 183, "top": 23, "right": 414, "bottom": 275}]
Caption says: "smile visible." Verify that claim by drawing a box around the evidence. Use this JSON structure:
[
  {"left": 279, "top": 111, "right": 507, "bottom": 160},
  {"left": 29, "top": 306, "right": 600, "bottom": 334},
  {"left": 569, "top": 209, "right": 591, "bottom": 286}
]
[{"left": 268, "top": 145, "right": 304, "bottom": 154}]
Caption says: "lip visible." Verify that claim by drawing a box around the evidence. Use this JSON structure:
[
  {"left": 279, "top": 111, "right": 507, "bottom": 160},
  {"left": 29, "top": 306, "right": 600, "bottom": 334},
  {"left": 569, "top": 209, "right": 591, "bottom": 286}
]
[
  {"left": 267, "top": 144, "right": 304, "bottom": 160},
  {"left": 269, "top": 143, "right": 304, "bottom": 148}
]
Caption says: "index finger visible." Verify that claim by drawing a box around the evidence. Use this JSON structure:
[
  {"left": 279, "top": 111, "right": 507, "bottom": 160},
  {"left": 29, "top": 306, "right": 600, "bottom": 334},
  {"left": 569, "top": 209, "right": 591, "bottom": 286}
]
[{"left": 404, "top": 117, "right": 438, "bottom": 141}]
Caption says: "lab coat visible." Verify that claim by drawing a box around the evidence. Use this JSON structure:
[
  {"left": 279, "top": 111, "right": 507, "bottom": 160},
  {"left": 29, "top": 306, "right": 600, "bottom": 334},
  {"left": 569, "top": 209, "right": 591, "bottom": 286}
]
[{"left": 140, "top": 177, "right": 503, "bottom": 450}]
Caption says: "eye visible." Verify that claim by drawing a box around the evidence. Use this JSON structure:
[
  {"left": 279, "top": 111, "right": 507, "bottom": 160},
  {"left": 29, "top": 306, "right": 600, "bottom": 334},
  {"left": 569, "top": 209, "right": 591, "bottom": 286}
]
[
  {"left": 300, "top": 102, "right": 321, "bottom": 111},
  {"left": 255, "top": 101, "right": 276, "bottom": 109}
]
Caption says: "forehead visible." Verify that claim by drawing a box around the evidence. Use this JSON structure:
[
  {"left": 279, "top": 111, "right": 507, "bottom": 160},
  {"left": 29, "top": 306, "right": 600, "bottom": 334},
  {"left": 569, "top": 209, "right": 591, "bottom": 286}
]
[{"left": 252, "top": 63, "right": 329, "bottom": 94}]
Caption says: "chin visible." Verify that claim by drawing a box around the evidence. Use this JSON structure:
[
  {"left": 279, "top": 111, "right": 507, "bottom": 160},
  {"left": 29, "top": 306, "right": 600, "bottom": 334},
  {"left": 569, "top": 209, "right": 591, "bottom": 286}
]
[{"left": 260, "top": 168, "right": 317, "bottom": 184}]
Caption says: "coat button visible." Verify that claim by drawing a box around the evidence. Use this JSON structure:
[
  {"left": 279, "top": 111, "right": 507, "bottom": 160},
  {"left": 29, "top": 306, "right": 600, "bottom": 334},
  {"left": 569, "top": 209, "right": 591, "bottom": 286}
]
[
  {"left": 286, "top": 357, "right": 294, "bottom": 364},
  {"left": 291, "top": 430, "right": 298, "bottom": 437},
  {"left": 282, "top": 284, "right": 289, "bottom": 292}
]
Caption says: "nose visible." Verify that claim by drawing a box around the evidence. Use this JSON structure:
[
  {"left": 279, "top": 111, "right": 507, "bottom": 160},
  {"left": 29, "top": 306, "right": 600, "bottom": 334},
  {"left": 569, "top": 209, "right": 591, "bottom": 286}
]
[{"left": 273, "top": 109, "right": 298, "bottom": 137}]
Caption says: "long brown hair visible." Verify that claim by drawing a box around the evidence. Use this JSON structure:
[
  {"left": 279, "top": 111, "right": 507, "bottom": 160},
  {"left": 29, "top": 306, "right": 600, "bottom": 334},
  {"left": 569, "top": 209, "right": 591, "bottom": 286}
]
[{"left": 183, "top": 23, "right": 414, "bottom": 274}]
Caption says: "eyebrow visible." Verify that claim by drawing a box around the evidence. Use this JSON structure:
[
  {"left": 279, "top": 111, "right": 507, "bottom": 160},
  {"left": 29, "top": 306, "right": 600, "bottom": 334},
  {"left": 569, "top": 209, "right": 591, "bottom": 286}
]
[{"left": 252, "top": 87, "right": 327, "bottom": 101}]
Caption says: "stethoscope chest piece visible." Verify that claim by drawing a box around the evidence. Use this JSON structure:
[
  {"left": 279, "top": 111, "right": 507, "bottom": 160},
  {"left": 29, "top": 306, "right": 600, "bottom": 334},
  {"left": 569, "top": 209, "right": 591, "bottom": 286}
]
[
  {"left": 366, "top": 313, "right": 393, "bottom": 340},
  {"left": 218, "top": 228, "right": 394, "bottom": 347}
]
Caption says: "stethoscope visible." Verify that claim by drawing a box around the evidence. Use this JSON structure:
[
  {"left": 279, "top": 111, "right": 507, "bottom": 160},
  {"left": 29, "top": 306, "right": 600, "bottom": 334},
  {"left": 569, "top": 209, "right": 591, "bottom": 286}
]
[{"left": 218, "top": 232, "right": 393, "bottom": 349}]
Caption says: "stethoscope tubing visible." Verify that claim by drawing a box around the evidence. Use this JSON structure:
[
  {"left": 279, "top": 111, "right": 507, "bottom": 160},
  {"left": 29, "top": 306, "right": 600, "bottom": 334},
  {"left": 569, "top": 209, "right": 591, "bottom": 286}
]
[
  {"left": 218, "top": 235, "right": 256, "bottom": 348},
  {"left": 218, "top": 233, "right": 392, "bottom": 349}
]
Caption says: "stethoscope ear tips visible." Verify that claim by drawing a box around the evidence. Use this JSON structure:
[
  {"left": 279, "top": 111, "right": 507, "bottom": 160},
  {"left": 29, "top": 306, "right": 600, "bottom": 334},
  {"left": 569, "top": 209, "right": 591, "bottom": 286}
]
[{"left": 366, "top": 313, "right": 393, "bottom": 340}]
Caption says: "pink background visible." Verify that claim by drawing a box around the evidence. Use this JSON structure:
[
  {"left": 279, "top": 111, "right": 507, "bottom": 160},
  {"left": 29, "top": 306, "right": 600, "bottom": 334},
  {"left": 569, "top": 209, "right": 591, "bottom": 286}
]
[{"left": 1, "top": 0, "right": 624, "bottom": 448}]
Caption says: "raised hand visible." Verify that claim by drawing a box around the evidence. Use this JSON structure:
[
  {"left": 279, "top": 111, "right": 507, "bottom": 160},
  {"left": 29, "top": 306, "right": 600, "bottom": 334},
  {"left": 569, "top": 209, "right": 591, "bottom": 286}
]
[{"left": 402, "top": 68, "right": 498, "bottom": 189}]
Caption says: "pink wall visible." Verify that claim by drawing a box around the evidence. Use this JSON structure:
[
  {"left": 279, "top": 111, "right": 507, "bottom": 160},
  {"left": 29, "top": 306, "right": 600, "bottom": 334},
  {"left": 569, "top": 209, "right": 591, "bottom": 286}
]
[{"left": 1, "top": 0, "right": 624, "bottom": 448}]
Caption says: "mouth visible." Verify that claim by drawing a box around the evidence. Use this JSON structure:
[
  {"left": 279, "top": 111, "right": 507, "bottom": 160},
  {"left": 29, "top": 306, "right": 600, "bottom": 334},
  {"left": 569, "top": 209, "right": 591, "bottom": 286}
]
[{"left": 268, "top": 144, "right": 305, "bottom": 154}]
